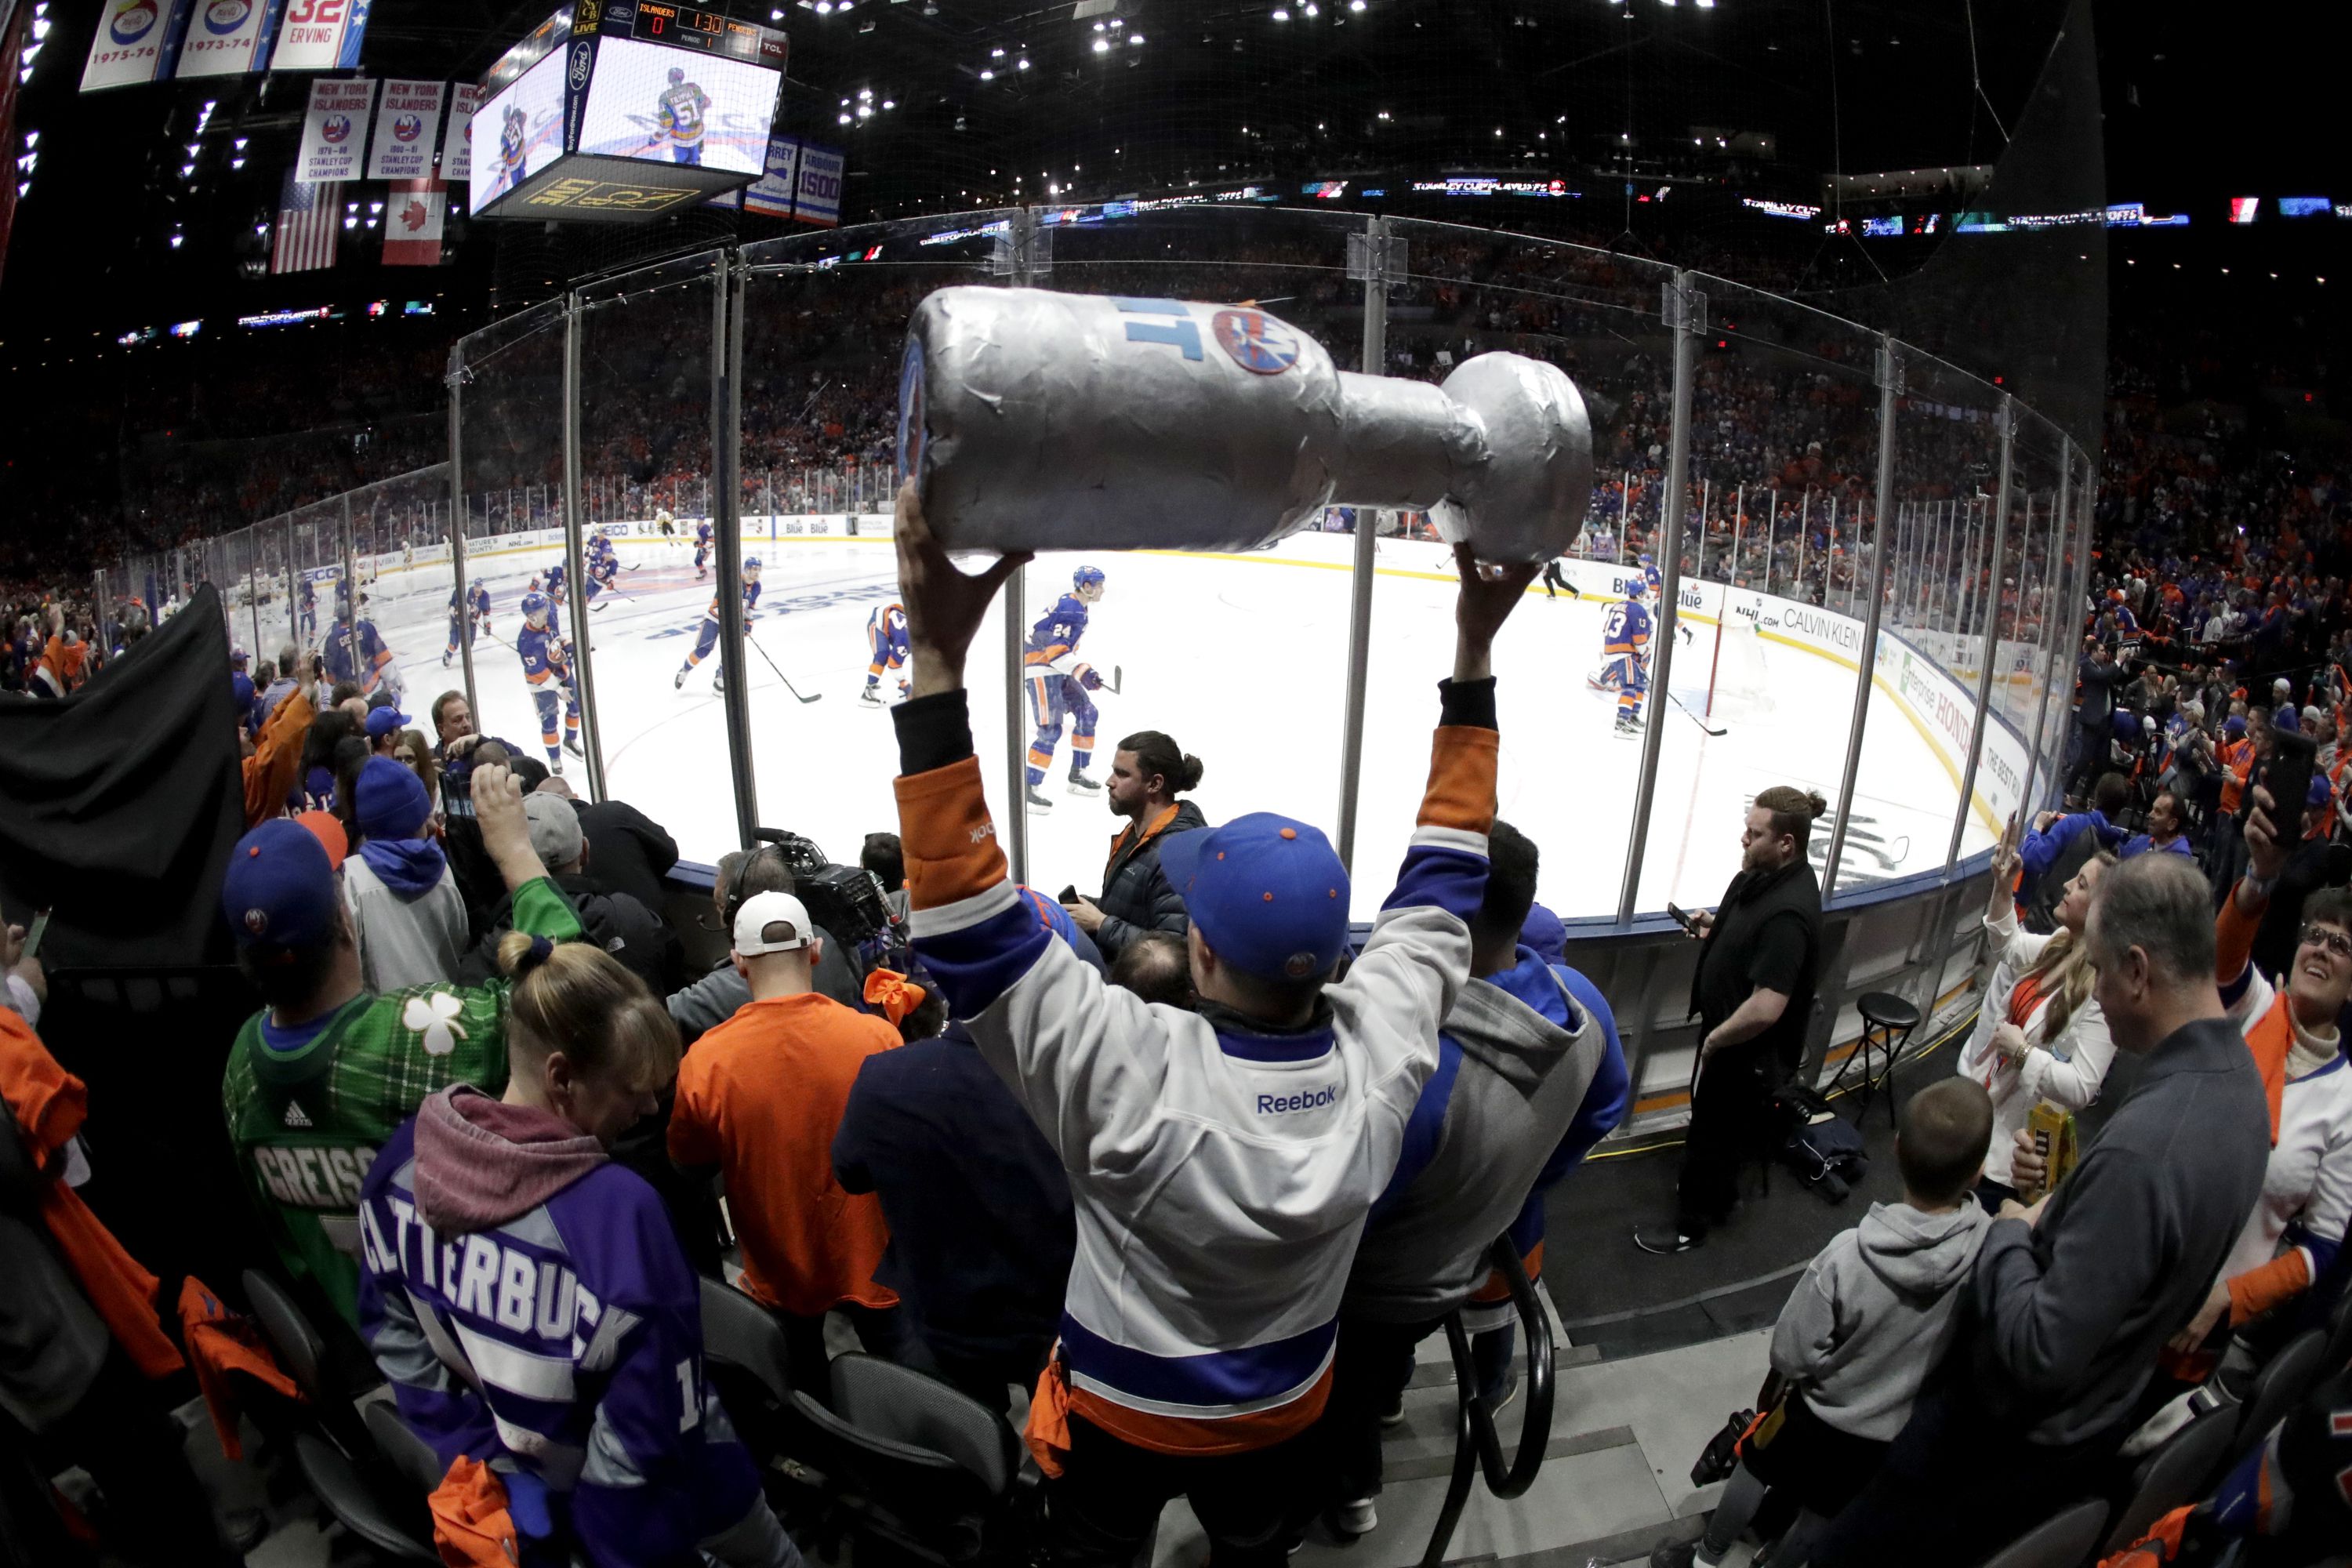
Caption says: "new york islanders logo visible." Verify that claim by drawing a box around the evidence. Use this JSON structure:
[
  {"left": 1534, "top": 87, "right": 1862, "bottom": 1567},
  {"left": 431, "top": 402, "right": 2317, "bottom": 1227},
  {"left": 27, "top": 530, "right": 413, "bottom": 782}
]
[
  {"left": 322, "top": 114, "right": 353, "bottom": 144},
  {"left": 1210, "top": 309, "right": 1300, "bottom": 376},
  {"left": 203, "top": 0, "right": 252, "bottom": 35},
  {"left": 392, "top": 114, "right": 424, "bottom": 143},
  {"left": 111, "top": 0, "right": 159, "bottom": 45}
]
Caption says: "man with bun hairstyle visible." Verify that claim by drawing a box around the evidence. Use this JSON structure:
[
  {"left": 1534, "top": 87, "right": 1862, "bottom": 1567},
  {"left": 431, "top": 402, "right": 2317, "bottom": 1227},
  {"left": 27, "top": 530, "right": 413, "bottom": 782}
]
[
  {"left": 884, "top": 481, "right": 1534, "bottom": 1568},
  {"left": 1639, "top": 786, "right": 1827, "bottom": 1254},
  {"left": 1065, "top": 728, "right": 1209, "bottom": 960},
  {"left": 219, "top": 762, "right": 577, "bottom": 1327}
]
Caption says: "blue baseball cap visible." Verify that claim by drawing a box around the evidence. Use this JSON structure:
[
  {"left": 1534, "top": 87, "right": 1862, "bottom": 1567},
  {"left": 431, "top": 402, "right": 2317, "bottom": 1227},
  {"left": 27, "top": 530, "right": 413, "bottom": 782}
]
[
  {"left": 1519, "top": 901, "right": 1566, "bottom": 966},
  {"left": 221, "top": 818, "right": 342, "bottom": 950},
  {"left": 364, "top": 703, "right": 411, "bottom": 739},
  {"left": 1159, "top": 812, "right": 1350, "bottom": 982},
  {"left": 2310, "top": 771, "right": 2335, "bottom": 810}
]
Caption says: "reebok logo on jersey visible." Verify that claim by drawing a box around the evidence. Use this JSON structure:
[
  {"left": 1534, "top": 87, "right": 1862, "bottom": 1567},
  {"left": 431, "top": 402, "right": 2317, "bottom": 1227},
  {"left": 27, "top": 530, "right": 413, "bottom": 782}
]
[
  {"left": 1257, "top": 1086, "right": 1338, "bottom": 1116},
  {"left": 283, "top": 1100, "right": 314, "bottom": 1128}
]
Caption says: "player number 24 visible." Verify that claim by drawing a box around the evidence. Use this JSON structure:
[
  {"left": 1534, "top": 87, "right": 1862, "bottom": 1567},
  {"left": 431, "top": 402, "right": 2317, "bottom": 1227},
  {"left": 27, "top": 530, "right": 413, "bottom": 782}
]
[{"left": 284, "top": 0, "right": 347, "bottom": 24}]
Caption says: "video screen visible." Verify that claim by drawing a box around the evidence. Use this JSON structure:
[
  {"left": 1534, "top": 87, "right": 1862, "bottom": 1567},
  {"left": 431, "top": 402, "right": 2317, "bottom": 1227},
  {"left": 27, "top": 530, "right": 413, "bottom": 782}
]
[
  {"left": 470, "top": 50, "right": 568, "bottom": 212},
  {"left": 576, "top": 38, "right": 780, "bottom": 175}
]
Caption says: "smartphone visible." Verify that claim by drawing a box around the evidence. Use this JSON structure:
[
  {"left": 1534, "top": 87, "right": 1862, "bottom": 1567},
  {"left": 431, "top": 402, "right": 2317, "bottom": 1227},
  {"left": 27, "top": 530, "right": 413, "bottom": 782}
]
[
  {"left": 1058, "top": 885, "right": 1081, "bottom": 906},
  {"left": 1666, "top": 901, "right": 1702, "bottom": 935},
  {"left": 21, "top": 909, "right": 50, "bottom": 960},
  {"left": 2261, "top": 728, "right": 2318, "bottom": 833}
]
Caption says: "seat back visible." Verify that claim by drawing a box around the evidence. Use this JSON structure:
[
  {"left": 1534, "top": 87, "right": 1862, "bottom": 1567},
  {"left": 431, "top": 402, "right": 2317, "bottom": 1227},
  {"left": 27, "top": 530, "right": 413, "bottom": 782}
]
[
  {"left": 829, "top": 1354, "right": 1018, "bottom": 1497},
  {"left": 788, "top": 1388, "right": 997, "bottom": 1565},
  {"left": 2237, "top": 1329, "right": 2326, "bottom": 1453},
  {"left": 2102, "top": 1404, "right": 2241, "bottom": 1554},
  {"left": 245, "top": 1268, "right": 330, "bottom": 1403},
  {"left": 291, "top": 1431, "right": 438, "bottom": 1564},
  {"left": 2325, "top": 1278, "right": 2352, "bottom": 1374},
  {"left": 1976, "top": 1497, "right": 2108, "bottom": 1568},
  {"left": 365, "top": 1400, "right": 447, "bottom": 1496}
]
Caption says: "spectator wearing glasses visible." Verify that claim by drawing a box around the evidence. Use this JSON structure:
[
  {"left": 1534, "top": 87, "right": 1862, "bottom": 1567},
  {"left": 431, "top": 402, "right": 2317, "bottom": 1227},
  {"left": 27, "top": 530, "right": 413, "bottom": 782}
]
[{"left": 2112, "top": 786, "right": 2352, "bottom": 1447}]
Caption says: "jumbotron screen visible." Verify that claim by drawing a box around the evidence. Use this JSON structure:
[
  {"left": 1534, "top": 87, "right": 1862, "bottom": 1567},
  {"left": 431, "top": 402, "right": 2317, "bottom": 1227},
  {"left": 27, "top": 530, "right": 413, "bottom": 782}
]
[
  {"left": 575, "top": 38, "right": 779, "bottom": 175},
  {"left": 470, "top": 50, "right": 568, "bottom": 214}
]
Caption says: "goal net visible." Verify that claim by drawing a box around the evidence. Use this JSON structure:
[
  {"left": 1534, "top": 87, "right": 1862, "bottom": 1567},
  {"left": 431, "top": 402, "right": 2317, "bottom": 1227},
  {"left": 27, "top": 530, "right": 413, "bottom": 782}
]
[{"left": 1670, "top": 610, "right": 1776, "bottom": 728}]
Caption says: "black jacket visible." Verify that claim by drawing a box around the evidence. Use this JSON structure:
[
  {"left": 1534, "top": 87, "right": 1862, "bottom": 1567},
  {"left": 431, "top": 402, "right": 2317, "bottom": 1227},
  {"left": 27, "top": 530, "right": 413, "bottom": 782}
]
[
  {"left": 2075, "top": 655, "right": 2125, "bottom": 733},
  {"left": 1094, "top": 800, "right": 1208, "bottom": 959},
  {"left": 1690, "top": 856, "right": 1823, "bottom": 1071},
  {"left": 461, "top": 872, "right": 686, "bottom": 996},
  {"left": 573, "top": 798, "right": 681, "bottom": 916}
]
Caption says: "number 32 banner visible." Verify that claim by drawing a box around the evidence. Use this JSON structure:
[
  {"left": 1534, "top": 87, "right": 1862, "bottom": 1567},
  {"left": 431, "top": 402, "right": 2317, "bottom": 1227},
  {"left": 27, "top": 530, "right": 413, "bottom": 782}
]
[{"left": 273, "top": 0, "right": 372, "bottom": 71}]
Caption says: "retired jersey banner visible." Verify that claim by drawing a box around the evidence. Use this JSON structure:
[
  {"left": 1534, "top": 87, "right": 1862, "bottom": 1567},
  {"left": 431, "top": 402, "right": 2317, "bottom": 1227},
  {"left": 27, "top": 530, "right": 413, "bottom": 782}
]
[
  {"left": 441, "top": 82, "right": 481, "bottom": 184},
  {"left": 365, "top": 78, "right": 443, "bottom": 180},
  {"left": 792, "top": 140, "right": 844, "bottom": 227},
  {"left": 295, "top": 77, "right": 376, "bottom": 183},
  {"left": 175, "top": 0, "right": 281, "bottom": 78},
  {"left": 81, "top": 0, "right": 194, "bottom": 91},
  {"left": 383, "top": 178, "right": 445, "bottom": 266},
  {"left": 271, "top": 0, "right": 371, "bottom": 71},
  {"left": 740, "top": 132, "right": 798, "bottom": 218}
]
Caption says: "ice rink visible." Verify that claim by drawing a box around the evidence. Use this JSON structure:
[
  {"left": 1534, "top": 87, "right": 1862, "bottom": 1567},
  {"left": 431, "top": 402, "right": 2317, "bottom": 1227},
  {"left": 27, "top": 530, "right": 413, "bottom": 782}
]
[{"left": 314, "top": 525, "right": 1995, "bottom": 921}]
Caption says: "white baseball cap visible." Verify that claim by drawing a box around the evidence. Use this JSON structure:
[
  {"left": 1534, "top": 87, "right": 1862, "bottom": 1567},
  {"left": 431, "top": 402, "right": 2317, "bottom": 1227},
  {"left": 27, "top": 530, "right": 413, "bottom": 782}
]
[{"left": 734, "top": 891, "right": 814, "bottom": 956}]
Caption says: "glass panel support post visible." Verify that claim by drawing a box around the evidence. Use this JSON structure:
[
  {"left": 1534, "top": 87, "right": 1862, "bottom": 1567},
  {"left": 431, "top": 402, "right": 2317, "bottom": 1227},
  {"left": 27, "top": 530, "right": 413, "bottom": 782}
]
[
  {"left": 1821, "top": 339, "right": 1905, "bottom": 901},
  {"left": 1943, "top": 392, "right": 2017, "bottom": 870}
]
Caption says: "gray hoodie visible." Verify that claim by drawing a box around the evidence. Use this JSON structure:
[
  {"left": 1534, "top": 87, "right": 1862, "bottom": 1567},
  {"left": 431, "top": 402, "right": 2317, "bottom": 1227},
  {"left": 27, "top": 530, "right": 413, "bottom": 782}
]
[{"left": 1768, "top": 1199, "right": 1990, "bottom": 1442}]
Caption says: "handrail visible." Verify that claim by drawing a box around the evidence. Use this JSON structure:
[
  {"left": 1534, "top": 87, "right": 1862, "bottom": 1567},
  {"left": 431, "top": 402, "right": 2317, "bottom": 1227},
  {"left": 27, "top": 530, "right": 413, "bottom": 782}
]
[{"left": 1417, "top": 1238, "right": 1557, "bottom": 1568}]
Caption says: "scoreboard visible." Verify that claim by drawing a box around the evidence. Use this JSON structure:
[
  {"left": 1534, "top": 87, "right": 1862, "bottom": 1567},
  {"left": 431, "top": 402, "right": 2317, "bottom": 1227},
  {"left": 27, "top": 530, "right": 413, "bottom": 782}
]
[{"left": 471, "top": 2, "right": 786, "bottom": 223}]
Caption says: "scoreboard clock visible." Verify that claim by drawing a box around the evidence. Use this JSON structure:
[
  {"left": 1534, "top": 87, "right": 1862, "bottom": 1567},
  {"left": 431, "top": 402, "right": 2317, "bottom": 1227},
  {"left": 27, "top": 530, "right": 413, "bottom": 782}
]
[{"left": 471, "top": 2, "right": 787, "bottom": 224}]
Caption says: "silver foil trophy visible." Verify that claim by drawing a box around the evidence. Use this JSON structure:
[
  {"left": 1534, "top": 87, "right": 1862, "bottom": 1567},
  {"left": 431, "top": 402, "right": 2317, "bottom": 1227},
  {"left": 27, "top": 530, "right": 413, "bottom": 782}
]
[{"left": 895, "top": 287, "right": 1593, "bottom": 561}]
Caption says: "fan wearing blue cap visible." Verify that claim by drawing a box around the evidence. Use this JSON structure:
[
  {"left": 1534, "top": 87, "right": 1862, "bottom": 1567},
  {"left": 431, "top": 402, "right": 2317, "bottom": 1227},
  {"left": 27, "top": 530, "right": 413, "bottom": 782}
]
[
  {"left": 879, "top": 481, "right": 1538, "bottom": 1563},
  {"left": 217, "top": 760, "right": 585, "bottom": 1328}
]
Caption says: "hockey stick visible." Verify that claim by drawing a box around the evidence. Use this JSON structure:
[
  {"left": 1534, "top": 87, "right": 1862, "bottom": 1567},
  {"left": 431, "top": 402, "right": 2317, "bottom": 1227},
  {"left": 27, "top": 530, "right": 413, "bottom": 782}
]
[
  {"left": 1103, "top": 663, "right": 1123, "bottom": 695},
  {"left": 744, "top": 633, "right": 823, "bottom": 703},
  {"left": 1668, "top": 688, "right": 1729, "bottom": 737}
]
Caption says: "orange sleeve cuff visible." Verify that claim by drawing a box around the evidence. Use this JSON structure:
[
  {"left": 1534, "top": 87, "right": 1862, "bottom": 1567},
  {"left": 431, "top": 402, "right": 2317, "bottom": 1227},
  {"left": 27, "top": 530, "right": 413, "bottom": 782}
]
[
  {"left": 1417, "top": 724, "right": 1498, "bottom": 836},
  {"left": 894, "top": 755, "right": 1009, "bottom": 912},
  {"left": 244, "top": 688, "right": 314, "bottom": 828},
  {"left": 2227, "top": 1250, "right": 2310, "bottom": 1326},
  {"left": 2217, "top": 881, "right": 2262, "bottom": 984}
]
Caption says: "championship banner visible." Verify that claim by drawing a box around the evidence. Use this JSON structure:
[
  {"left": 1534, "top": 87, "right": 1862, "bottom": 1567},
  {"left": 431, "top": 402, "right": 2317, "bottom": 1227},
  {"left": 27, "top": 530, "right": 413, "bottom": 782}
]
[
  {"left": 792, "top": 140, "right": 843, "bottom": 227},
  {"left": 176, "top": 0, "right": 281, "bottom": 78},
  {"left": 295, "top": 77, "right": 376, "bottom": 183},
  {"left": 382, "top": 177, "right": 445, "bottom": 266},
  {"left": 365, "top": 78, "right": 444, "bottom": 180},
  {"left": 741, "top": 132, "right": 798, "bottom": 218},
  {"left": 441, "top": 82, "right": 481, "bottom": 183},
  {"left": 271, "top": 0, "right": 372, "bottom": 71},
  {"left": 80, "top": 0, "right": 194, "bottom": 92}
]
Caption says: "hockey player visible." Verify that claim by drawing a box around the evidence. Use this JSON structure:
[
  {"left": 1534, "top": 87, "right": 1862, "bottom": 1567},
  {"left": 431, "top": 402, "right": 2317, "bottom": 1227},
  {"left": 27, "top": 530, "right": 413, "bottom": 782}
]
[
  {"left": 1022, "top": 565, "right": 1109, "bottom": 812},
  {"left": 323, "top": 592, "right": 401, "bottom": 699},
  {"left": 694, "top": 517, "right": 715, "bottom": 579},
  {"left": 494, "top": 102, "right": 528, "bottom": 198},
  {"left": 656, "top": 506, "right": 677, "bottom": 539},
  {"left": 674, "top": 557, "right": 763, "bottom": 692},
  {"left": 297, "top": 575, "right": 318, "bottom": 640},
  {"left": 579, "top": 534, "right": 620, "bottom": 608},
  {"left": 655, "top": 66, "right": 711, "bottom": 166},
  {"left": 1589, "top": 577, "right": 1653, "bottom": 737},
  {"left": 543, "top": 560, "right": 568, "bottom": 612},
  {"left": 517, "top": 592, "right": 585, "bottom": 771},
  {"left": 861, "top": 601, "right": 911, "bottom": 706},
  {"left": 444, "top": 581, "right": 492, "bottom": 667}
]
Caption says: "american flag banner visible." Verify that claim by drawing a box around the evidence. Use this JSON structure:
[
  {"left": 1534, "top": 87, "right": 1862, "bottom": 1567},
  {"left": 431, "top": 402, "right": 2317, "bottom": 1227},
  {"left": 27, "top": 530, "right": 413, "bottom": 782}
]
[{"left": 270, "top": 169, "right": 339, "bottom": 274}]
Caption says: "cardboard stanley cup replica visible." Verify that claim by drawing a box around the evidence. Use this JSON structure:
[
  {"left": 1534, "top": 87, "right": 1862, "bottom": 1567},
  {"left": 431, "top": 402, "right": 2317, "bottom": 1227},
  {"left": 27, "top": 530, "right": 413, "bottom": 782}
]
[{"left": 895, "top": 288, "right": 1594, "bottom": 561}]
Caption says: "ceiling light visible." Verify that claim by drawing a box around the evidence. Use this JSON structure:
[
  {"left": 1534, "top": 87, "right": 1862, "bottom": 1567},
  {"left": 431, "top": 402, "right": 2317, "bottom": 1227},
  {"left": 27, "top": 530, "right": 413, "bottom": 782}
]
[
  {"left": 857, "top": 103, "right": 873, "bottom": 118},
  {"left": 1349, "top": 0, "right": 1366, "bottom": 9},
  {"left": 979, "top": 67, "right": 993, "bottom": 78},
  {"left": 1016, "top": 56, "right": 1029, "bottom": 67},
  {"left": 838, "top": 111, "right": 852, "bottom": 123},
  {"left": 1377, "top": 110, "right": 1390, "bottom": 119},
  {"left": 1092, "top": 36, "right": 1109, "bottom": 51},
  {"left": 1302, "top": 2, "right": 1319, "bottom": 13},
  {"left": 858, "top": 85, "right": 872, "bottom": 97},
  {"left": 991, "top": 45, "right": 1004, "bottom": 56},
  {"left": 882, "top": 99, "right": 895, "bottom": 108},
  {"left": 1272, "top": 7, "right": 1290, "bottom": 19},
  {"left": 1129, "top": 33, "right": 1143, "bottom": 43}
]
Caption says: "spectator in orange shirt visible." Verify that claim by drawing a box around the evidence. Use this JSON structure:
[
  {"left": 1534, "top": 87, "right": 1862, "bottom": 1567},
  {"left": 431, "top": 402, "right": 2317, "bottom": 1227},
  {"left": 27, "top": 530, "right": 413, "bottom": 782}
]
[{"left": 669, "top": 890, "right": 906, "bottom": 1392}]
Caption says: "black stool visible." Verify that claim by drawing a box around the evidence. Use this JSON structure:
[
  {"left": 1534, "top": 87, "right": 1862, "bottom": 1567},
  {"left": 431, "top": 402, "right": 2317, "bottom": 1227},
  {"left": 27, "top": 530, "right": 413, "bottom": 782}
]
[{"left": 1825, "top": 991, "right": 1922, "bottom": 1127}]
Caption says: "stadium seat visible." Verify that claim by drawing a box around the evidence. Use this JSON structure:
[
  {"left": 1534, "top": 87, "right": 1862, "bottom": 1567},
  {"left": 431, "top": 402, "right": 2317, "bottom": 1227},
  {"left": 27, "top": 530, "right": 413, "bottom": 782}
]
[
  {"left": 364, "top": 1400, "right": 445, "bottom": 1495},
  {"left": 1973, "top": 1497, "right": 2108, "bottom": 1568},
  {"left": 699, "top": 1274, "right": 801, "bottom": 1447},
  {"left": 2234, "top": 1329, "right": 2326, "bottom": 1453},
  {"left": 785, "top": 1372, "right": 1020, "bottom": 1566},
  {"left": 829, "top": 1352, "right": 1022, "bottom": 1497},
  {"left": 2101, "top": 1403, "right": 2241, "bottom": 1554},
  {"left": 290, "top": 1431, "right": 437, "bottom": 1564},
  {"left": 243, "top": 1268, "right": 379, "bottom": 1457}
]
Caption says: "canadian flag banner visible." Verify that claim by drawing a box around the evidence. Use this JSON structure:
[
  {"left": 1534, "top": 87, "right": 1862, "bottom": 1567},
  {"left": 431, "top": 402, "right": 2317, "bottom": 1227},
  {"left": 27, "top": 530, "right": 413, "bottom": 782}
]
[{"left": 383, "top": 178, "right": 445, "bottom": 266}]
